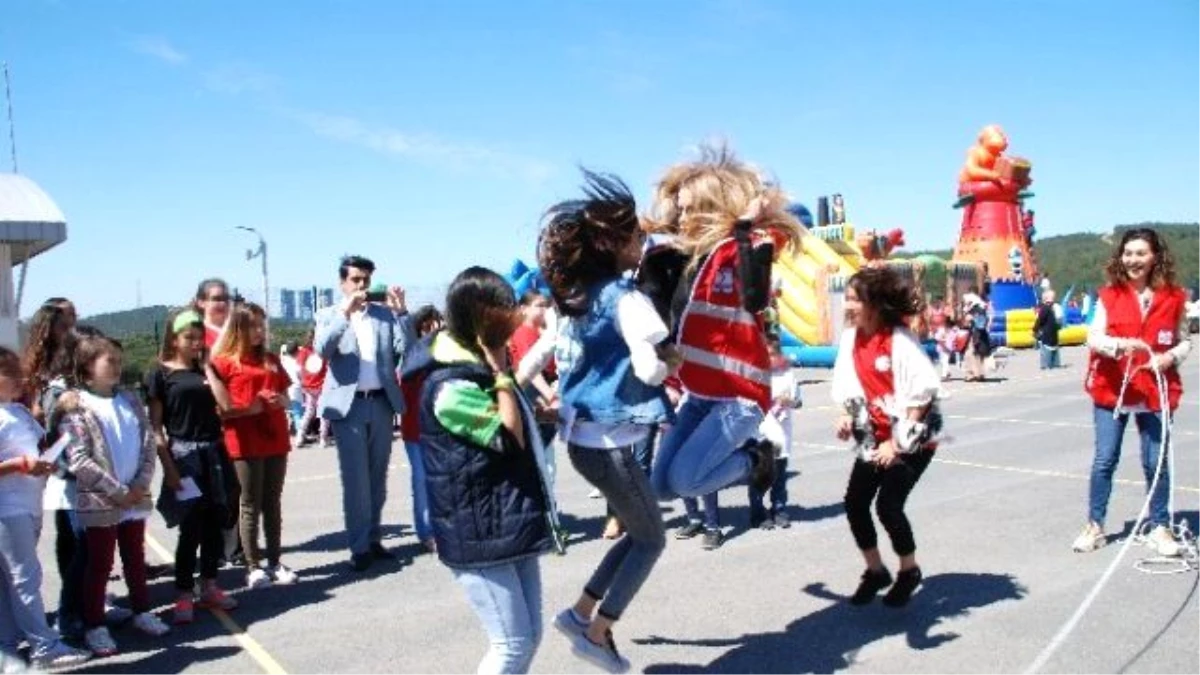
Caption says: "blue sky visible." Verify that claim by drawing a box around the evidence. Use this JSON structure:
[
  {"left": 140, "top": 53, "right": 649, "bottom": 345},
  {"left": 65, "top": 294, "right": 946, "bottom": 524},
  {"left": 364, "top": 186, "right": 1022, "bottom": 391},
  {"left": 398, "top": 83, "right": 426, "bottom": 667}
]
[{"left": 4, "top": 0, "right": 1197, "bottom": 316}]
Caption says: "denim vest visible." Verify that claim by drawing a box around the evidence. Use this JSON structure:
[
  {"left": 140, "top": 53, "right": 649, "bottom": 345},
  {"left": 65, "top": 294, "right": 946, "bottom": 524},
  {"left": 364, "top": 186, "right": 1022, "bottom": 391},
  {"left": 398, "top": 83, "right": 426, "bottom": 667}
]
[{"left": 556, "top": 277, "right": 673, "bottom": 426}]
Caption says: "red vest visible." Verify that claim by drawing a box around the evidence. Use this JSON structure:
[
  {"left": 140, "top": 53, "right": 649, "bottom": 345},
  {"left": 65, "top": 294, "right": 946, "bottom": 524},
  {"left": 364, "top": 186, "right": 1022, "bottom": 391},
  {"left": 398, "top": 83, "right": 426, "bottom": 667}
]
[
  {"left": 676, "top": 238, "right": 772, "bottom": 411},
  {"left": 1085, "top": 284, "right": 1185, "bottom": 412}
]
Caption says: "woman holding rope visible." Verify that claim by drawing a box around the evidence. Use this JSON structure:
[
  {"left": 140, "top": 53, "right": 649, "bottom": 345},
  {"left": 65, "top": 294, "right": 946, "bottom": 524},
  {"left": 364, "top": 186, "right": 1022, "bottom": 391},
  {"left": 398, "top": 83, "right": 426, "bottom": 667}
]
[{"left": 1074, "top": 228, "right": 1190, "bottom": 556}]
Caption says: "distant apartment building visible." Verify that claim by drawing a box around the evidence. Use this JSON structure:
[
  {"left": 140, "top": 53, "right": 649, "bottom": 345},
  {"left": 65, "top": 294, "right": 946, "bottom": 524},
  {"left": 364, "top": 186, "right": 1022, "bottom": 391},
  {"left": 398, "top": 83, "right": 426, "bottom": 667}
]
[{"left": 275, "top": 287, "right": 335, "bottom": 322}]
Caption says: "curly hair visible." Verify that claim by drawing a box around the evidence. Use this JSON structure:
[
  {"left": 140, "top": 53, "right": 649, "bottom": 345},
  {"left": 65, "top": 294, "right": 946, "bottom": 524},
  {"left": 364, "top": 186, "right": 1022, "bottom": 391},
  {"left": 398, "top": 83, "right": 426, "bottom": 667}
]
[
  {"left": 847, "top": 266, "right": 925, "bottom": 329},
  {"left": 644, "top": 144, "right": 802, "bottom": 268},
  {"left": 537, "top": 169, "right": 642, "bottom": 318},
  {"left": 1104, "top": 227, "right": 1178, "bottom": 289},
  {"left": 21, "top": 303, "right": 75, "bottom": 396}
]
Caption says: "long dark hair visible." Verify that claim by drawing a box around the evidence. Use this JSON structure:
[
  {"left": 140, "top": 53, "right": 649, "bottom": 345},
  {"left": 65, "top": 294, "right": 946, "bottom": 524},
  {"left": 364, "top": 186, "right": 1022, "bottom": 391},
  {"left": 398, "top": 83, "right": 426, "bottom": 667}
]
[
  {"left": 1104, "top": 227, "right": 1178, "bottom": 289},
  {"left": 160, "top": 309, "right": 205, "bottom": 364},
  {"left": 444, "top": 267, "right": 518, "bottom": 365},
  {"left": 538, "top": 170, "right": 641, "bottom": 318},
  {"left": 848, "top": 266, "right": 925, "bottom": 328},
  {"left": 21, "top": 303, "right": 74, "bottom": 396}
]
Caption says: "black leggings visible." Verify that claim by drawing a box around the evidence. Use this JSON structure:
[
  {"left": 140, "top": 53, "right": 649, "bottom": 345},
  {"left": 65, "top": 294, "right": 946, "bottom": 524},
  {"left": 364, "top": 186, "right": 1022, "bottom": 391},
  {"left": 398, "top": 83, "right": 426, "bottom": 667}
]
[{"left": 844, "top": 451, "right": 933, "bottom": 557}]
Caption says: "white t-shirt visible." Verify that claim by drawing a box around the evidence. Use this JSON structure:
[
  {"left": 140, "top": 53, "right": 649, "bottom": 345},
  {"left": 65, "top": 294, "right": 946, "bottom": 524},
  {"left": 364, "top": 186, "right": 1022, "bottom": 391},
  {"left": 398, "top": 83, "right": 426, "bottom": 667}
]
[
  {"left": 80, "top": 391, "right": 149, "bottom": 522},
  {"left": 562, "top": 289, "right": 669, "bottom": 450},
  {"left": 0, "top": 403, "right": 46, "bottom": 518},
  {"left": 280, "top": 354, "right": 303, "bottom": 403},
  {"left": 351, "top": 310, "right": 383, "bottom": 392}
]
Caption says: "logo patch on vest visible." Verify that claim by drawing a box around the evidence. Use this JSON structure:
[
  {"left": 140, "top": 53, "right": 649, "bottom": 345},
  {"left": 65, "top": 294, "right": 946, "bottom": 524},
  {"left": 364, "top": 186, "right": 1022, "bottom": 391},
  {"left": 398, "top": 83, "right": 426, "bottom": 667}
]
[
  {"left": 713, "top": 266, "right": 735, "bottom": 294},
  {"left": 875, "top": 356, "right": 892, "bottom": 372},
  {"left": 1157, "top": 330, "right": 1173, "bottom": 346}
]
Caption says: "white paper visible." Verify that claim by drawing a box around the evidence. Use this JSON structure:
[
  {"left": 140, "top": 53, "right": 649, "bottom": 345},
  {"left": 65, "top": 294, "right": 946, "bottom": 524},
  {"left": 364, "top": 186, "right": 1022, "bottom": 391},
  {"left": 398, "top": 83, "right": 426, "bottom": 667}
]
[
  {"left": 175, "top": 477, "right": 202, "bottom": 502},
  {"left": 40, "top": 434, "right": 71, "bottom": 465}
]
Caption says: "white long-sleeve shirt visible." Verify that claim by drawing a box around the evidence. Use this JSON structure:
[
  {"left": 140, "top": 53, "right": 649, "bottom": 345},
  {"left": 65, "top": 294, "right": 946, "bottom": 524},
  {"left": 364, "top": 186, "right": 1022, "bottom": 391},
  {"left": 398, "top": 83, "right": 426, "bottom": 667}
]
[{"left": 831, "top": 327, "right": 942, "bottom": 414}]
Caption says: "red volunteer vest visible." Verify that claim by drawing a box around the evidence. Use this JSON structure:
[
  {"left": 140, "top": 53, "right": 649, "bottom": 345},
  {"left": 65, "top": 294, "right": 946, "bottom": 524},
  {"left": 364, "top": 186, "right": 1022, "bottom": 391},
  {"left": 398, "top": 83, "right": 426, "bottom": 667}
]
[
  {"left": 852, "top": 329, "right": 896, "bottom": 443},
  {"left": 676, "top": 238, "right": 772, "bottom": 411},
  {"left": 1085, "top": 284, "right": 1185, "bottom": 412}
]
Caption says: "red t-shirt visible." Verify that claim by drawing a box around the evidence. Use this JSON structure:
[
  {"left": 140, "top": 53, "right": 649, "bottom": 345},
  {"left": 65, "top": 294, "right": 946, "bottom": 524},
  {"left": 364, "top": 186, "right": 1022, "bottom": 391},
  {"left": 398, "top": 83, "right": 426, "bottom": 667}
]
[
  {"left": 852, "top": 329, "right": 896, "bottom": 442},
  {"left": 210, "top": 353, "right": 292, "bottom": 459},
  {"left": 294, "top": 346, "right": 327, "bottom": 393},
  {"left": 204, "top": 325, "right": 221, "bottom": 349},
  {"left": 508, "top": 323, "right": 556, "bottom": 378}
]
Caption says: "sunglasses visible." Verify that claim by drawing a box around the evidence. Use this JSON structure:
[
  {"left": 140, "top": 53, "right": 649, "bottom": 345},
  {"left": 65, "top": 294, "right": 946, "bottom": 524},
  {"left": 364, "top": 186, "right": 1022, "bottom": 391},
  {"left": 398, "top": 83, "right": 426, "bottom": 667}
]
[{"left": 206, "top": 295, "right": 231, "bottom": 303}]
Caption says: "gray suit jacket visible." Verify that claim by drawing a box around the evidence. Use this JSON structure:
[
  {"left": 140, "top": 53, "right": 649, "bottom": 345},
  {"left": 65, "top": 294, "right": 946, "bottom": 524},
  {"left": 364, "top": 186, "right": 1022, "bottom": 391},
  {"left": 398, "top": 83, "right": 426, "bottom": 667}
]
[{"left": 314, "top": 304, "right": 415, "bottom": 420}]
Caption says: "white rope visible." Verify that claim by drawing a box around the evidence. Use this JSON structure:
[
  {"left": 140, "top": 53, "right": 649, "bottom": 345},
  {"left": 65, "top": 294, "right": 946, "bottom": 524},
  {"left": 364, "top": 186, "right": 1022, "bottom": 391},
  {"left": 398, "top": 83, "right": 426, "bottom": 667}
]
[{"left": 1025, "top": 344, "right": 1196, "bottom": 674}]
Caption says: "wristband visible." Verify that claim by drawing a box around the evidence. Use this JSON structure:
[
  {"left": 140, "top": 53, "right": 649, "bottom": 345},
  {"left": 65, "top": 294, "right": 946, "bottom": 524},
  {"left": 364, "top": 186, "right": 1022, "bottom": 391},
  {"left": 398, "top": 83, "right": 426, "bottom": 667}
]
[{"left": 493, "top": 373, "right": 516, "bottom": 393}]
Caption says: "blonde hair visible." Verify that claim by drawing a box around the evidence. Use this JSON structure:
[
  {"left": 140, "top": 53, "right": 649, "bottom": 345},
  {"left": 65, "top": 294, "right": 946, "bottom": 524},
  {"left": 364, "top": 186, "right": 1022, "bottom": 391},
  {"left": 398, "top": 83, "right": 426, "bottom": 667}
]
[
  {"left": 213, "top": 303, "right": 267, "bottom": 363},
  {"left": 645, "top": 144, "right": 802, "bottom": 269}
]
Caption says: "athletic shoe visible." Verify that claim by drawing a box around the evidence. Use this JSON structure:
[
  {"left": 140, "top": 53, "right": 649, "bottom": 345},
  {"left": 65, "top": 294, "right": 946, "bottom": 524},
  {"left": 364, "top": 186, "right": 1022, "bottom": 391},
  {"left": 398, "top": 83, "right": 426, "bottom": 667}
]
[
  {"left": 197, "top": 585, "right": 239, "bottom": 611},
  {"left": 883, "top": 567, "right": 923, "bottom": 608},
  {"left": 1147, "top": 525, "right": 1182, "bottom": 557},
  {"left": 30, "top": 642, "right": 91, "bottom": 671},
  {"left": 268, "top": 563, "right": 298, "bottom": 585},
  {"left": 370, "top": 542, "right": 397, "bottom": 560},
  {"left": 754, "top": 515, "right": 776, "bottom": 530},
  {"left": 850, "top": 567, "right": 893, "bottom": 605},
  {"left": 570, "top": 630, "right": 631, "bottom": 674},
  {"left": 701, "top": 528, "right": 725, "bottom": 551},
  {"left": 773, "top": 510, "right": 791, "bottom": 529},
  {"left": 173, "top": 596, "right": 194, "bottom": 624},
  {"left": 1071, "top": 522, "right": 1106, "bottom": 553},
  {"left": 246, "top": 568, "right": 272, "bottom": 589},
  {"left": 588, "top": 488, "right": 603, "bottom": 499},
  {"left": 131, "top": 612, "right": 170, "bottom": 636},
  {"left": 552, "top": 608, "right": 591, "bottom": 640},
  {"left": 602, "top": 517, "right": 624, "bottom": 540},
  {"left": 674, "top": 521, "right": 705, "bottom": 540},
  {"left": 84, "top": 627, "right": 118, "bottom": 657}
]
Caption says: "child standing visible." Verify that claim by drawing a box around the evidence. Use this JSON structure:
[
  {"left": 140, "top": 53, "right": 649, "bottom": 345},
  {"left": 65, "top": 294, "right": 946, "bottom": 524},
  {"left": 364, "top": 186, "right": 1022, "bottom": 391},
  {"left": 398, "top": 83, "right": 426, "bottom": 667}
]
[
  {"left": 207, "top": 303, "right": 297, "bottom": 589},
  {"left": 60, "top": 336, "right": 171, "bottom": 656},
  {"left": 749, "top": 337, "right": 801, "bottom": 530},
  {"left": 0, "top": 347, "right": 91, "bottom": 670},
  {"left": 293, "top": 329, "right": 331, "bottom": 448},
  {"left": 146, "top": 310, "right": 239, "bottom": 624},
  {"left": 540, "top": 171, "right": 676, "bottom": 673}
]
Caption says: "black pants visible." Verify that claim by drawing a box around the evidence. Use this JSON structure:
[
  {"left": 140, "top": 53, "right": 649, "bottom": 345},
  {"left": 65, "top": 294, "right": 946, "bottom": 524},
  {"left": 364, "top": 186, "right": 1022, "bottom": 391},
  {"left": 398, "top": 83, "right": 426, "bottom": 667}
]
[
  {"left": 844, "top": 451, "right": 933, "bottom": 557},
  {"left": 175, "top": 504, "right": 227, "bottom": 592}
]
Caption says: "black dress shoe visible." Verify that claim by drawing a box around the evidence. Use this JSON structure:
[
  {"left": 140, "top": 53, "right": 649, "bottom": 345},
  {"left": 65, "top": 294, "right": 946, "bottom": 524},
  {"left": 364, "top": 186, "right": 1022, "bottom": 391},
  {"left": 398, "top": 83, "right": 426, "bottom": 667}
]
[
  {"left": 350, "top": 552, "right": 373, "bottom": 572},
  {"left": 370, "top": 543, "right": 396, "bottom": 560}
]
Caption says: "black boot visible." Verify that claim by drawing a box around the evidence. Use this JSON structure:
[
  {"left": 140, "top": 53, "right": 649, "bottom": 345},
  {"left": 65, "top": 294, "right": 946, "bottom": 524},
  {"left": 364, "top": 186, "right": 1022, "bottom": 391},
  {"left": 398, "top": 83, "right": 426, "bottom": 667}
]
[
  {"left": 748, "top": 441, "right": 778, "bottom": 494},
  {"left": 850, "top": 567, "right": 893, "bottom": 605},
  {"left": 883, "top": 567, "right": 923, "bottom": 608}
]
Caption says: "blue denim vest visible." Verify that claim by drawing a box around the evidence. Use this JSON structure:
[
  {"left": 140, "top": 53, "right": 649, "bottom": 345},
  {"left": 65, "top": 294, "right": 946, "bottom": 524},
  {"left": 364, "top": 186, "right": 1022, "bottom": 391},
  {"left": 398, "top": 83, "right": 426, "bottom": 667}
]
[{"left": 556, "top": 277, "right": 673, "bottom": 426}]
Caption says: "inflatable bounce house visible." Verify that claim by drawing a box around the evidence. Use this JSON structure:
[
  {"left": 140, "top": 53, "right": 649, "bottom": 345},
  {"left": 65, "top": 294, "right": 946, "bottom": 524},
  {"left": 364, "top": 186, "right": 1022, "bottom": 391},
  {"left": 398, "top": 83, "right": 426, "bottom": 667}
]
[{"left": 950, "top": 124, "right": 1087, "bottom": 348}]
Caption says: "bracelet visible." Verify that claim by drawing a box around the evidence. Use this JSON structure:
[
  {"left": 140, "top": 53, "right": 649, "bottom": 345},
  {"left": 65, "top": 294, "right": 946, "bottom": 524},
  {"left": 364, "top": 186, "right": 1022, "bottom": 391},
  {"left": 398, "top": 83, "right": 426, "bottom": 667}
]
[{"left": 493, "top": 373, "right": 516, "bottom": 392}]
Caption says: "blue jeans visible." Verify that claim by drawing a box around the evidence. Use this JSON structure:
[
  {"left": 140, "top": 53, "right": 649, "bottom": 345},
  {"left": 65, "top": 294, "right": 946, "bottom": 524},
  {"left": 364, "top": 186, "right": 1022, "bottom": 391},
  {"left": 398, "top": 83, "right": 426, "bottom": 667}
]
[
  {"left": 0, "top": 514, "right": 60, "bottom": 658},
  {"left": 569, "top": 444, "right": 666, "bottom": 621},
  {"left": 404, "top": 442, "right": 432, "bottom": 543},
  {"left": 683, "top": 493, "right": 721, "bottom": 530},
  {"left": 651, "top": 397, "right": 763, "bottom": 500},
  {"left": 452, "top": 556, "right": 543, "bottom": 675},
  {"left": 1039, "top": 344, "right": 1060, "bottom": 369},
  {"left": 1089, "top": 406, "right": 1170, "bottom": 528},
  {"left": 331, "top": 395, "right": 396, "bottom": 556}
]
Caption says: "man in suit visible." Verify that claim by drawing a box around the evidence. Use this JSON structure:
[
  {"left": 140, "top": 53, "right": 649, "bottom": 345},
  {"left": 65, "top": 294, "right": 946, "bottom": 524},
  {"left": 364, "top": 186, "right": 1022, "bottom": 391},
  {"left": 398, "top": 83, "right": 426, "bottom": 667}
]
[{"left": 316, "top": 255, "right": 414, "bottom": 571}]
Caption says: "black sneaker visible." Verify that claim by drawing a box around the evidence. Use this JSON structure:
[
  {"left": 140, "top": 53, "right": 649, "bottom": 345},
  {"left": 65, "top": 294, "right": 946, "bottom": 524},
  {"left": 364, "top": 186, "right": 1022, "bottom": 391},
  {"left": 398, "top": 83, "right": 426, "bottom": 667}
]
[
  {"left": 701, "top": 528, "right": 725, "bottom": 550},
  {"left": 773, "top": 510, "right": 791, "bottom": 529},
  {"left": 850, "top": 567, "right": 893, "bottom": 605},
  {"left": 675, "top": 522, "right": 706, "bottom": 540},
  {"left": 882, "top": 567, "right": 923, "bottom": 608},
  {"left": 748, "top": 441, "right": 777, "bottom": 494},
  {"left": 350, "top": 552, "right": 373, "bottom": 572},
  {"left": 370, "top": 542, "right": 396, "bottom": 560}
]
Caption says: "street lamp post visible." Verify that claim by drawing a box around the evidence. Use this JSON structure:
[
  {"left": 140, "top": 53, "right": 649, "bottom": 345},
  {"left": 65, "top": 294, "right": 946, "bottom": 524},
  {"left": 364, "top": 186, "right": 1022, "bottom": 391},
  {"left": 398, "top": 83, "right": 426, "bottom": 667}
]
[{"left": 235, "top": 226, "right": 269, "bottom": 336}]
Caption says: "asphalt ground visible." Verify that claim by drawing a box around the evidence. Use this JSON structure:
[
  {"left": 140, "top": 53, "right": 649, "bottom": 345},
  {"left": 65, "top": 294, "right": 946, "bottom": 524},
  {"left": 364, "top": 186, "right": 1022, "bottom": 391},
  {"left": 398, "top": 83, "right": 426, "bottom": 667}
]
[{"left": 35, "top": 343, "right": 1200, "bottom": 674}]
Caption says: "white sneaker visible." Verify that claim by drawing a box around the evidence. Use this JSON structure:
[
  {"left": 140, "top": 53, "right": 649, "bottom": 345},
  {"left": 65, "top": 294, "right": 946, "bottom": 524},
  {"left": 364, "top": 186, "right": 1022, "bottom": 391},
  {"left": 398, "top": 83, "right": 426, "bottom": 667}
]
[
  {"left": 247, "top": 568, "right": 273, "bottom": 589},
  {"left": 552, "top": 608, "right": 590, "bottom": 640},
  {"left": 30, "top": 642, "right": 91, "bottom": 670},
  {"left": 131, "top": 612, "right": 170, "bottom": 637},
  {"left": 588, "top": 488, "right": 603, "bottom": 499},
  {"left": 570, "top": 630, "right": 631, "bottom": 674},
  {"left": 1, "top": 652, "right": 28, "bottom": 674},
  {"left": 1072, "top": 522, "right": 1105, "bottom": 552},
  {"left": 104, "top": 593, "right": 134, "bottom": 623},
  {"left": 1147, "top": 525, "right": 1182, "bottom": 557},
  {"left": 84, "top": 626, "right": 118, "bottom": 656},
  {"left": 268, "top": 563, "right": 298, "bottom": 585}
]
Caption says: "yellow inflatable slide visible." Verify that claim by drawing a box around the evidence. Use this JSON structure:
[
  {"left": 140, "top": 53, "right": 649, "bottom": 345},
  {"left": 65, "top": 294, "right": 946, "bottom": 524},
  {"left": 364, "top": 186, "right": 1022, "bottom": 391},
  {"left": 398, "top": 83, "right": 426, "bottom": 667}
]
[{"left": 773, "top": 230, "right": 860, "bottom": 346}]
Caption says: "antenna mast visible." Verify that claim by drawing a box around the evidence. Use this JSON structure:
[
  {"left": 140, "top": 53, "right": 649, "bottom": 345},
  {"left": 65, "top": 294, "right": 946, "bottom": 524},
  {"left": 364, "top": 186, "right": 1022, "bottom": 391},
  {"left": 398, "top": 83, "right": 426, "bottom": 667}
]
[{"left": 3, "top": 62, "right": 16, "bottom": 173}]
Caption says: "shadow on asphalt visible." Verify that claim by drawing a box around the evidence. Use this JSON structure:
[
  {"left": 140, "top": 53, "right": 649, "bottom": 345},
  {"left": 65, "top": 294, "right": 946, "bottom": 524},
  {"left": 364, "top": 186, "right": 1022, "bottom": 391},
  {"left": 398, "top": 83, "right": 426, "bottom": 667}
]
[{"left": 636, "top": 571, "right": 1027, "bottom": 674}]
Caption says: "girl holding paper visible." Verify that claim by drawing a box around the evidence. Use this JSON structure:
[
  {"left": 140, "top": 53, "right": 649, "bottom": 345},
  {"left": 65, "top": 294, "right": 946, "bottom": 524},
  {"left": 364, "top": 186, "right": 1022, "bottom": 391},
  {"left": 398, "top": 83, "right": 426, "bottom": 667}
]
[{"left": 146, "top": 309, "right": 239, "bottom": 625}]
